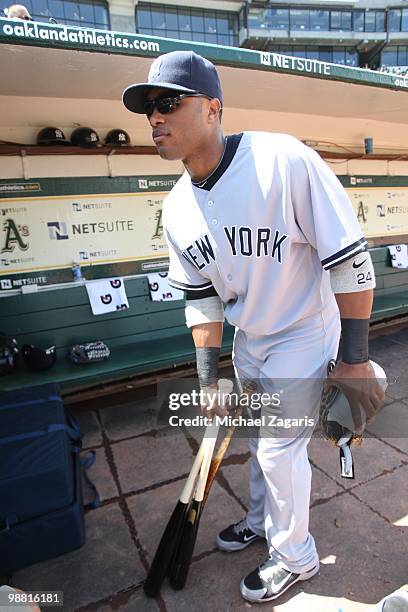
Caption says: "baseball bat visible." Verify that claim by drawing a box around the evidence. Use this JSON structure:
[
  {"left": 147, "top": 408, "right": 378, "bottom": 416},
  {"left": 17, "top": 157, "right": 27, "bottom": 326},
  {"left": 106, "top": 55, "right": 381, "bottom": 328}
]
[
  {"left": 169, "top": 380, "right": 252, "bottom": 589},
  {"left": 168, "top": 404, "right": 243, "bottom": 591},
  {"left": 143, "top": 424, "right": 215, "bottom": 597},
  {"left": 169, "top": 420, "right": 219, "bottom": 590}
]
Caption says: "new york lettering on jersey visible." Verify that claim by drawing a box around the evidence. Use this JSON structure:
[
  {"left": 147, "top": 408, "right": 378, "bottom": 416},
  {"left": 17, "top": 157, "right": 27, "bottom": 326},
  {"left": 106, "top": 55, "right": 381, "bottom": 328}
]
[{"left": 182, "top": 227, "right": 288, "bottom": 271}]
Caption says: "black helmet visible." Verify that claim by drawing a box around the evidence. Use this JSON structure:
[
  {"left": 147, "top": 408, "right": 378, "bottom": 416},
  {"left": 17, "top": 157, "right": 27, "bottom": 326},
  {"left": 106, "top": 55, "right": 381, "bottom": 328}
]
[
  {"left": 37, "top": 127, "right": 70, "bottom": 145},
  {"left": 22, "top": 344, "right": 56, "bottom": 372},
  {"left": 105, "top": 129, "right": 130, "bottom": 147},
  {"left": 71, "top": 127, "right": 100, "bottom": 148},
  {"left": 0, "top": 333, "right": 19, "bottom": 376}
]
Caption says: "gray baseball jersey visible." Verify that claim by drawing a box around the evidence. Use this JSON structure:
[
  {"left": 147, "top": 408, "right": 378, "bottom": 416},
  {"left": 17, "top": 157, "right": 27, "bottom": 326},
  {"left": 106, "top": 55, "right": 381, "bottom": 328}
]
[{"left": 163, "top": 131, "right": 366, "bottom": 336}]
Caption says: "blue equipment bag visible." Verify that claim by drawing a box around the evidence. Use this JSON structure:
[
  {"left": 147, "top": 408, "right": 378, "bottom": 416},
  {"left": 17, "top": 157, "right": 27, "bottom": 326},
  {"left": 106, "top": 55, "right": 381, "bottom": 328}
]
[{"left": 0, "top": 383, "right": 88, "bottom": 574}]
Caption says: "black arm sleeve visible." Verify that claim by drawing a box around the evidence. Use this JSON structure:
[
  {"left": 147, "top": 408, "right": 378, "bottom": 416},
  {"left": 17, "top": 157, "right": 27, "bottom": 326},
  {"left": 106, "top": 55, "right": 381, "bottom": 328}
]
[{"left": 185, "top": 286, "right": 219, "bottom": 301}]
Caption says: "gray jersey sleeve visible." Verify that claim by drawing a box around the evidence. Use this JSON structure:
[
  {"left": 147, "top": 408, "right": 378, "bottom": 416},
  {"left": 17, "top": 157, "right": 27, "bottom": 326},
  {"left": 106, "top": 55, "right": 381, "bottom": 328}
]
[
  {"left": 164, "top": 226, "right": 214, "bottom": 292},
  {"left": 290, "top": 143, "right": 367, "bottom": 270}
]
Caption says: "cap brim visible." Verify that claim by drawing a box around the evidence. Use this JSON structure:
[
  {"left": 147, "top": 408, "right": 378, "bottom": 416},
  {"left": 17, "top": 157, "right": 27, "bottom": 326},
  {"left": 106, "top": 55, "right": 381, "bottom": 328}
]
[{"left": 122, "top": 82, "right": 198, "bottom": 114}]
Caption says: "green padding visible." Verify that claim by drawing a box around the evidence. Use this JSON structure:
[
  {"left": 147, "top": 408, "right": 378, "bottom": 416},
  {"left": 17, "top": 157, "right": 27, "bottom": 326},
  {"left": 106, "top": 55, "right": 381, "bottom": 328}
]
[{"left": 372, "top": 292, "right": 408, "bottom": 321}]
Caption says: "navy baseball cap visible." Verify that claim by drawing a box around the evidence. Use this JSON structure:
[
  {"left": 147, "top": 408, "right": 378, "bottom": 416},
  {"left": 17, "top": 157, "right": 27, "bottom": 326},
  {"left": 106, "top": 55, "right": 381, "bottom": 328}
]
[{"left": 122, "top": 50, "right": 223, "bottom": 114}]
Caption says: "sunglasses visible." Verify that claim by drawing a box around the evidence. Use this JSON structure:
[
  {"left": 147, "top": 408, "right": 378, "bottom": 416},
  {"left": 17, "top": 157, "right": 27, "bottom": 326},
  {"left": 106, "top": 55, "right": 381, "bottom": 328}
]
[{"left": 144, "top": 93, "right": 210, "bottom": 118}]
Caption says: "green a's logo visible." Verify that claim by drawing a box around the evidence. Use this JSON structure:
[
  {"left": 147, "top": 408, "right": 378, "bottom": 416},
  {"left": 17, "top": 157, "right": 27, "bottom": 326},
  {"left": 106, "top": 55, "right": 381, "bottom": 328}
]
[
  {"left": 1, "top": 218, "right": 29, "bottom": 253},
  {"left": 152, "top": 209, "right": 163, "bottom": 240}
]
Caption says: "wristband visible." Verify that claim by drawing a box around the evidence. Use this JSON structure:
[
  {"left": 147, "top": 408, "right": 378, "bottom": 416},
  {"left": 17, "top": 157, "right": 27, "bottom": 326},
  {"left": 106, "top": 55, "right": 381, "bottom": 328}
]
[
  {"left": 196, "top": 346, "right": 220, "bottom": 388},
  {"left": 340, "top": 318, "right": 369, "bottom": 364}
]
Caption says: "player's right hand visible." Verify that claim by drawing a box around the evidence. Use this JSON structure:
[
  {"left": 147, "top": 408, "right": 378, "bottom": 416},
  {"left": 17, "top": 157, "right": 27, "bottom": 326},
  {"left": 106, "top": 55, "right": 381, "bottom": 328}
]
[{"left": 200, "top": 379, "right": 233, "bottom": 418}]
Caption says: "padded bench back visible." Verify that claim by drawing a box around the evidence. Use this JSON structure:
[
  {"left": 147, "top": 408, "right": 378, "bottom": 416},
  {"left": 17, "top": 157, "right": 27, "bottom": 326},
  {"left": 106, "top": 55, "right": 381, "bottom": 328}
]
[
  {"left": 1, "top": 248, "right": 407, "bottom": 352},
  {"left": 1, "top": 277, "right": 186, "bottom": 358},
  {"left": 0, "top": 246, "right": 407, "bottom": 391},
  {"left": 371, "top": 246, "right": 408, "bottom": 321}
]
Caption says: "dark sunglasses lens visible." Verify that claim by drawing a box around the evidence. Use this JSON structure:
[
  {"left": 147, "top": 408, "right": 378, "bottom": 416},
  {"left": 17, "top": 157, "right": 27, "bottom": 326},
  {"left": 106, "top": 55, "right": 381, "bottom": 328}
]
[
  {"left": 156, "top": 98, "right": 174, "bottom": 114},
  {"left": 145, "top": 97, "right": 173, "bottom": 117},
  {"left": 144, "top": 101, "right": 154, "bottom": 117}
]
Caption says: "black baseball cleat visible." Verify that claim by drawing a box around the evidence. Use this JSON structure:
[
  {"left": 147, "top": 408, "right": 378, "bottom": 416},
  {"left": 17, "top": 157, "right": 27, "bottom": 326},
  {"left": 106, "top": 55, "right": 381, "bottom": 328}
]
[
  {"left": 216, "top": 518, "right": 263, "bottom": 552},
  {"left": 240, "top": 557, "right": 320, "bottom": 603}
]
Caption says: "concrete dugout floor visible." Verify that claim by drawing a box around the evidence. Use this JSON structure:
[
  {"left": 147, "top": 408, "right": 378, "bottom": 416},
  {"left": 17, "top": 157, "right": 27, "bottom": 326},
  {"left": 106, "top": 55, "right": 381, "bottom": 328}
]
[{"left": 7, "top": 327, "right": 408, "bottom": 612}]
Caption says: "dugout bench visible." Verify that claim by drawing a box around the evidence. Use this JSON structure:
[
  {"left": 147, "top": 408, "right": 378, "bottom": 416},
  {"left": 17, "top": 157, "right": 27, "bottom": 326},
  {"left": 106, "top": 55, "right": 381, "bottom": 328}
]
[{"left": 0, "top": 246, "right": 407, "bottom": 396}]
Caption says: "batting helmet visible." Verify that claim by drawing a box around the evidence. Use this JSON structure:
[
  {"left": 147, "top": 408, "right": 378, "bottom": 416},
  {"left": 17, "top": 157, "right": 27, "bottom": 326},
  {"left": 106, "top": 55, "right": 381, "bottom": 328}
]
[
  {"left": 0, "top": 333, "right": 19, "bottom": 376},
  {"left": 105, "top": 129, "right": 130, "bottom": 147},
  {"left": 71, "top": 127, "right": 100, "bottom": 148},
  {"left": 22, "top": 344, "right": 56, "bottom": 372},
  {"left": 37, "top": 127, "right": 69, "bottom": 145}
]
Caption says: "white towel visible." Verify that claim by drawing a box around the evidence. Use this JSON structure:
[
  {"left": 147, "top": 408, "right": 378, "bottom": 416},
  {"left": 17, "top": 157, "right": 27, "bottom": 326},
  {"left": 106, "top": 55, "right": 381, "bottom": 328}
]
[
  {"left": 388, "top": 244, "right": 408, "bottom": 269},
  {"left": 148, "top": 272, "right": 184, "bottom": 302},
  {"left": 86, "top": 278, "right": 129, "bottom": 315}
]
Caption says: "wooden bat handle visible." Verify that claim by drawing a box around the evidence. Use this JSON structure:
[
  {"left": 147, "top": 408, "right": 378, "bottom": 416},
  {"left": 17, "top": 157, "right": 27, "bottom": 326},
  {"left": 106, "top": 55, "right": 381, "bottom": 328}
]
[
  {"left": 195, "top": 421, "right": 219, "bottom": 501},
  {"left": 179, "top": 422, "right": 215, "bottom": 504},
  {"left": 202, "top": 405, "right": 243, "bottom": 505}
]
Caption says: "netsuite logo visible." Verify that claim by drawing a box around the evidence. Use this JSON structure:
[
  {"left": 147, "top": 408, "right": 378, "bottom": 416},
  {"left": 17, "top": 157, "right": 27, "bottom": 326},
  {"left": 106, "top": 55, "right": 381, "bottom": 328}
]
[
  {"left": 0, "top": 279, "right": 12, "bottom": 289},
  {"left": 47, "top": 221, "right": 69, "bottom": 240}
]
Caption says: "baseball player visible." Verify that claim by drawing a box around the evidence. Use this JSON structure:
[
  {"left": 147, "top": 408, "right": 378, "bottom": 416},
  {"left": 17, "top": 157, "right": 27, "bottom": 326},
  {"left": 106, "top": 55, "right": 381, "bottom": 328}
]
[{"left": 123, "top": 51, "right": 385, "bottom": 603}]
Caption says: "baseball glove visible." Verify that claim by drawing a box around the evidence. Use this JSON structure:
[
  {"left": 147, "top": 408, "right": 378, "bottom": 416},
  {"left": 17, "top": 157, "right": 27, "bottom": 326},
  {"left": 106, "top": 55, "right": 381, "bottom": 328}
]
[
  {"left": 68, "top": 341, "right": 110, "bottom": 364},
  {"left": 319, "top": 359, "right": 387, "bottom": 478}
]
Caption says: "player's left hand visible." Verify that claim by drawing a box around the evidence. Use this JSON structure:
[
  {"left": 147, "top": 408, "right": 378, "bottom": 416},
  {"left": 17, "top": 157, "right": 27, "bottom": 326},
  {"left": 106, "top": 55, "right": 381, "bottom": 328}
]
[{"left": 325, "top": 361, "right": 386, "bottom": 434}]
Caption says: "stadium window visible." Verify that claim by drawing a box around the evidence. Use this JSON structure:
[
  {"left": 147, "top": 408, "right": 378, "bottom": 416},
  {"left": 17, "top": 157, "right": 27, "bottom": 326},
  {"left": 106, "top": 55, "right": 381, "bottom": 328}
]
[
  {"left": 342, "top": 11, "right": 352, "bottom": 31},
  {"left": 204, "top": 14, "right": 217, "bottom": 35},
  {"left": 345, "top": 48, "right": 357, "bottom": 66},
  {"left": 318, "top": 48, "right": 332, "bottom": 63},
  {"left": 330, "top": 11, "right": 351, "bottom": 31},
  {"left": 402, "top": 9, "right": 408, "bottom": 32},
  {"left": 178, "top": 31, "right": 192, "bottom": 41},
  {"left": 375, "top": 10, "right": 385, "bottom": 32},
  {"left": 217, "top": 13, "right": 229, "bottom": 35},
  {"left": 388, "top": 9, "right": 401, "bottom": 32},
  {"left": 364, "top": 11, "right": 376, "bottom": 32},
  {"left": 151, "top": 6, "right": 165, "bottom": 30},
  {"left": 164, "top": 7, "right": 177, "bottom": 31},
  {"left": 248, "top": 8, "right": 267, "bottom": 29},
  {"left": 6, "top": 0, "right": 110, "bottom": 27},
  {"left": 306, "top": 46, "right": 319, "bottom": 60},
  {"left": 290, "top": 9, "right": 310, "bottom": 31},
  {"left": 382, "top": 46, "right": 398, "bottom": 65},
  {"left": 353, "top": 10, "right": 364, "bottom": 32},
  {"left": 398, "top": 46, "right": 408, "bottom": 65},
  {"left": 269, "top": 8, "right": 289, "bottom": 30},
  {"left": 332, "top": 47, "right": 345, "bottom": 65},
  {"left": 191, "top": 9, "right": 204, "bottom": 34},
  {"left": 363, "top": 9, "right": 385, "bottom": 32},
  {"left": 177, "top": 11, "right": 190, "bottom": 32},
  {"left": 310, "top": 10, "right": 329, "bottom": 31},
  {"left": 137, "top": 7, "right": 151, "bottom": 30},
  {"left": 136, "top": 4, "right": 239, "bottom": 46}
]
